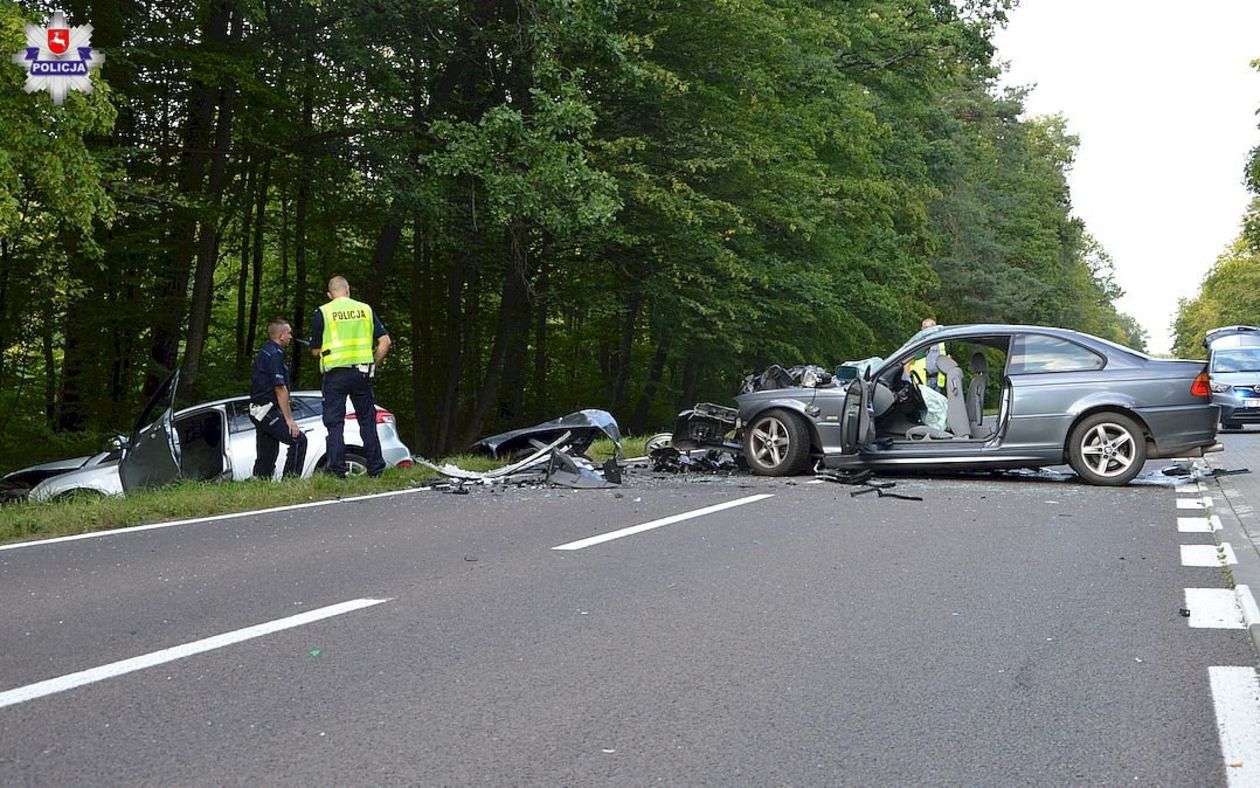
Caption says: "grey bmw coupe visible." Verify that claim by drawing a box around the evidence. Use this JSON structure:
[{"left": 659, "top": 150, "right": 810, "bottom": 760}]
[{"left": 734, "top": 324, "right": 1220, "bottom": 486}]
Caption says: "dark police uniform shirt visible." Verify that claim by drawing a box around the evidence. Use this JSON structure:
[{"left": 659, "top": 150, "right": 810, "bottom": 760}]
[
  {"left": 250, "top": 340, "right": 290, "bottom": 405},
  {"left": 308, "top": 309, "right": 389, "bottom": 364}
]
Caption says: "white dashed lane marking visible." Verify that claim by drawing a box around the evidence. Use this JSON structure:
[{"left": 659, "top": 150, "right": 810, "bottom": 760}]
[
  {"left": 1210, "top": 666, "right": 1260, "bottom": 787},
  {"left": 0, "top": 598, "right": 389, "bottom": 709},
  {"left": 1181, "top": 543, "right": 1239, "bottom": 567},
  {"left": 553, "top": 494, "right": 775, "bottom": 551}
]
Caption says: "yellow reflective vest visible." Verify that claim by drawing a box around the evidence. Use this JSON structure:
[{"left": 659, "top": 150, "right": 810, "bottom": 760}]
[
  {"left": 908, "top": 342, "right": 946, "bottom": 388},
  {"left": 318, "top": 297, "right": 375, "bottom": 372}
]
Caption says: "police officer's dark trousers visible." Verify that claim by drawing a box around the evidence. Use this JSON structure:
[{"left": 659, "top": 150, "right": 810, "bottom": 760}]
[
  {"left": 322, "top": 366, "right": 386, "bottom": 477},
  {"left": 250, "top": 407, "right": 308, "bottom": 479}
]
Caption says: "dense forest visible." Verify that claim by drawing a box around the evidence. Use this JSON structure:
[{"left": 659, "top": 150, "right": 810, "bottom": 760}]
[
  {"left": 1172, "top": 77, "right": 1260, "bottom": 360},
  {"left": 0, "top": 0, "right": 1146, "bottom": 468}
]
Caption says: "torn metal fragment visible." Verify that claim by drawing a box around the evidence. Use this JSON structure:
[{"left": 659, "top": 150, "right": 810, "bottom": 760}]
[{"left": 471, "top": 410, "right": 621, "bottom": 460}]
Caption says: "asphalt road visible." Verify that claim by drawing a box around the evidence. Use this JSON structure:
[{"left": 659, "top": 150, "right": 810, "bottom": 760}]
[{"left": 1, "top": 452, "right": 1256, "bottom": 785}]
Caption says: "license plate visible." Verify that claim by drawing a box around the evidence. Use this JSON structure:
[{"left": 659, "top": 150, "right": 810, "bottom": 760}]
[{"left": 1244, "top": 400, "right": 1260, "bottom": 408}]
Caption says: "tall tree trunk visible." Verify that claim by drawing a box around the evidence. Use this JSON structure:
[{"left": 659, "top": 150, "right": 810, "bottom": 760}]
[
  {"left": 628, "top": 333, "right": 671, "bottom": 434},
  {"left": 496, "top": 229, "right": 533, "bottom": 426},
  {"left": 611, "top": 291, "right": 643, "bottom": 413},
  {"left": 363, "top": 222, "right": 402, "bottom": 306},
  {"left": 279, "top": 194, "right": 289, "bottom": 314},
  {"left": 43, "top": 329, "right": 57, "bottom": 428},
  {"left": 409, "top": 218, "right": 432, "bottom": 455},
  {"left": 678, "top": 356, "right": 698, "bottom": 410},
  {"left": 460, "top": 235, "right": 530, "bottom": 447},
  {"left": 290, "top": 82, "right": 314, "bottom": 385},
  {"left": 436, "top": 261, "right": 468, "bottom": 453},
  {"left": 236, "top": 157, "right": 257, "bottom": 365},
  {"left": 181, "top": 7, "right": 242, "bottom": 389},
  {"left": 247, "top": 157, "right": 271, "bottom": 353},
  {"left": 0, "top": 239, "right": 10, "bottom": 383},
  {"left": 146, "top": 0, "right": 233, "bottom": 395},
  {"left": 529, "top": 258, "right": 549, "bottom": 419}
]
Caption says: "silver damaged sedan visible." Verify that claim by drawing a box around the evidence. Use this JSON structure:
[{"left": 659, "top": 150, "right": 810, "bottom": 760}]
[{"left": 735, "top": 324, "right": 1221, "bottom": 486}]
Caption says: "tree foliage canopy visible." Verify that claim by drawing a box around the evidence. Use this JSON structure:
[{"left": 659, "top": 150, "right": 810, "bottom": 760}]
[{"left": 0, "top": 0, "right": 1144, "bottom": 468}]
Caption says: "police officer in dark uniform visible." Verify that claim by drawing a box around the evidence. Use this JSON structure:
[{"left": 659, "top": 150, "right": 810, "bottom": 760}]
[
  {"left": 249, "top": 319, "right": 308, "bottom": 479},
  {"left": 309, "top": 276, "right": 391, "bottom": 478}
]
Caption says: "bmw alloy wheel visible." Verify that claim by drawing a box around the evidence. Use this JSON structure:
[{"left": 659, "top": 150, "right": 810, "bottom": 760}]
[{"left": 1078, "top": 421, "right": 1137, "bottom": 479}]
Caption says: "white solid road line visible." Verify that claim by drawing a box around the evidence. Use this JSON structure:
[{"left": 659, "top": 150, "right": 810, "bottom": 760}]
[
  {"left": 0, "top": 598, "right": 389, "bottom": 709},
  {"left": 1182, "top": 543, "right": 1239, "bottom": 567},
  {"left": 1209, "top": 666, "right": 1260, "bottom": 787},
  {"left": 1185, "top": 588, "right": 1248, "bottom": 629},
  {"left": 1178, "top": 515, "right": 1223, "bottom": 533},
  {"left": 0, "top": 488, "right": 434, "bottom": 552},
  {"left": 552, "top": 493, "right": 775, "bottom": 551}
]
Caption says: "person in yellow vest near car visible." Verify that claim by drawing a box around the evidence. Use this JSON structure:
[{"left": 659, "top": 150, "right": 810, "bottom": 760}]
[
  {"left": 308, "top": 276, "right": 392, "bottom": 478},
  {"left": 904, "top": 318, "right": 947, "bottom": 391}
]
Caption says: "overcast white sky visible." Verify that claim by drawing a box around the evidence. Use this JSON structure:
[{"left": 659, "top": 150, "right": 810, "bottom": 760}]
[{"left": 992, "top": 1, "right": 1260, "bottom": 354}]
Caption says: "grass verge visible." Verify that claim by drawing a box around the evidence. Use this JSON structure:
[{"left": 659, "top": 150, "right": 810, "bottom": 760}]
[{"left": 0, "top": 435, "right": 649, "bottom": 546}]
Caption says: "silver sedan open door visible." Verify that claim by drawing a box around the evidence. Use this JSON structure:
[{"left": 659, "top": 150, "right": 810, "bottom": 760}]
[{"left": 118, "top": 372, "right": 181, "bottom": 491}]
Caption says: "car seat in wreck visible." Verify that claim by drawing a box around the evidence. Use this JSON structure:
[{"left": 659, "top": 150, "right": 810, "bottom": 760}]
[
  {"left": 967, "top": 352, "right": 991, "bottom": 438},
  {"left": 904, "top": 354, "right": 970, "bottom": 441}
]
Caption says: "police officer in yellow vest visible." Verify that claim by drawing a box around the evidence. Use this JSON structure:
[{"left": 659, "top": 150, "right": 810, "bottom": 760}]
[
  {"left": 904, "top": 318, "right": 947, "bottom": 391},
  {"left": 308, "top": 276, "right": 392, "bottom": 478}
]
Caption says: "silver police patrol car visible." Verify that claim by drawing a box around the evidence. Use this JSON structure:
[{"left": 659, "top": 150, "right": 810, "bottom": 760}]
[{"left": 1206, "top": 325, "right": 1260, "bottom": 430}]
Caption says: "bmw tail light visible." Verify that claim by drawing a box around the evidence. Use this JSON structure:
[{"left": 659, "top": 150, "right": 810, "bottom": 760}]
[
  {"left": 345, "top": 408, "right": 397, "bottom": 424},
  {"left": 1190, "top": 372, "right": 1211, "bottom": 398}
]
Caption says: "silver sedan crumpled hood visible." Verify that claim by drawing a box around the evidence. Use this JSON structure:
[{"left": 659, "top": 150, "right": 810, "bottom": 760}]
[{"left": 28, "top": 460, "right": 123, "bottom": 501}]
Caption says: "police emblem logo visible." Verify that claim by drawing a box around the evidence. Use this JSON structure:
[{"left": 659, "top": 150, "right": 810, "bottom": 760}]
[
  {"left": 47, "top": 27, "right": 70, "bottom": 55},
  {"left": 10, "top": 11, "right": 105, "bottom": 106}
]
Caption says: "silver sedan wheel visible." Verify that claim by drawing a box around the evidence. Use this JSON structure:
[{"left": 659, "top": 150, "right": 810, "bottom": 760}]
[
  {"left": 1078, "top": 422, "right": 1136, "bottom": 478},
  {"left": 345, "top": 454, "right": 369, "bottom": 477},
  {"left": 750, "top": 416, "right": 791, "bottom": 468}
]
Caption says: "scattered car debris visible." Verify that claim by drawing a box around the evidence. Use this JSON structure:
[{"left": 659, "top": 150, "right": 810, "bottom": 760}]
[
  {"left": 815, "top": 469, "right": 922, "bottom": 500},
  {"left": 848, "top": 481, "right": 923, "bottom": 501},
  {"left": 470, "top": 409, "right": 621, "bottom": 460},
  {"left": 545, "top": 451, "right": 618, "bottom": 489},
  {"left": 1208, "top": 467, "right": 1251, "bottom": 477},
  {"left": 741, "top": 364, "right": 840, "bottom": 393},
  {"left": 649, "top": 446, "right": 743, "bottom": 474},
  {"left": 670, "top": 402, "right": 740, "bottom": 453},
  {"left": 419, "top": 412, "right": 626, "bottom": 490}
]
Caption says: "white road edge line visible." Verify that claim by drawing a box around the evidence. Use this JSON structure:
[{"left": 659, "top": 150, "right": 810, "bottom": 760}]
[
  {"left": 553, "top": 493, "right": 775, "bottom": 551},
  {"left": 1185, "top": 588, "right": 1247, "bottom": 629},
  {"left": 1181, "top": 543, "right": 1238, "bottom": 567},
  {"left": 1209, "top": 666, "right": 1260, "bottom": 787},
  {"left": 1177, "top": 496, "right": 1213, "bottom": 509},
  {"left": 0, "top": 597, "right": 390, "bottom": 709},
  {"left": 1178, "top": 515, "right": 1223, "bottom": 533},
  {"left": 0, "top": 488, "right": 435, "bottom": 552}
]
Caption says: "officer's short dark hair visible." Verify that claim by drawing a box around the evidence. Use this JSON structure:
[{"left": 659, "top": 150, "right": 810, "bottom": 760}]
[{"left": 267, "top": 319, "right": 291, "bottom": 339}]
